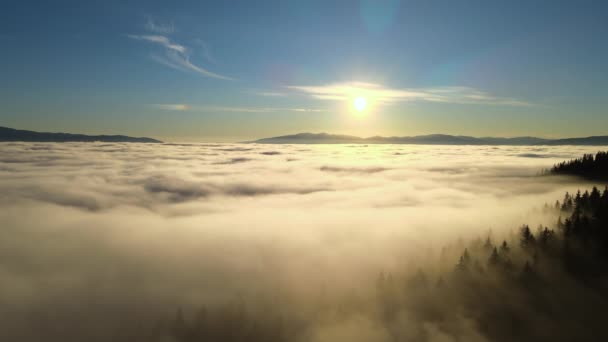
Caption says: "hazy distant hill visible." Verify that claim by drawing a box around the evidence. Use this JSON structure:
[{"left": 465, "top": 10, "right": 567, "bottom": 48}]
[
  {"left": 248, "top": 133, "right": 608, "bottom": 145},
  {"left": 0, "top": 126, "right": 162, "bottom": 143}
]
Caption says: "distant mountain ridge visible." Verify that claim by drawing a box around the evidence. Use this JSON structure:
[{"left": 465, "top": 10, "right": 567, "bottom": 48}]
[
  {"left": 248, "top": 132, "right": 608, "bottom": 145},
  {"left": 0, "top": 126, "right": 162, "bottom": 143}
]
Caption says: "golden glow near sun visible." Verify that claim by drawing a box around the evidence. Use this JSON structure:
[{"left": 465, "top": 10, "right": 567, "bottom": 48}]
[{"left": 353, "top": 97, "right": 367, "bottom": 112}]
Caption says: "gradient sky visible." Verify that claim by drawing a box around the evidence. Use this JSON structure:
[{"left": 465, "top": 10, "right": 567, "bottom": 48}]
[{"left": 1, "top": 0, "right": 607, "bottom": 142}]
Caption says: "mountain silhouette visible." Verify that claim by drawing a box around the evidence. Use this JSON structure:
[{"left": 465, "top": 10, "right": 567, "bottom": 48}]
[
  {"left": 247, "top": 132, "right": 608, "bottom": 145},
  {"left": 0, "top": 126, "right": 162, "bottom": 143}
]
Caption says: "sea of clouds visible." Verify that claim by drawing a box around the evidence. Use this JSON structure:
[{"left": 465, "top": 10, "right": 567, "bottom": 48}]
[{"left": 0, "top": 142, "right": 604, "bottom": 341}]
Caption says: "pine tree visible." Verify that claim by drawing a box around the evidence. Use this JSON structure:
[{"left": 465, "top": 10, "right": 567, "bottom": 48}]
[
  {"left": 488, "top": 247, "right": 500, "bottom": 267},
  {"left": 520, "top": 225, "right": 536, "bottom": 250},
  {"left": 500, "top": 240, "right": 510, "bottom": 254},
  {"left": 538, "top": 227, "right": 554, "bottom": 250},
  {"left": 171, "top": 308, "right": 188, "bottom": 341},
  {"left": 483, "top": 236, "right": 493, "bottom": 253}
]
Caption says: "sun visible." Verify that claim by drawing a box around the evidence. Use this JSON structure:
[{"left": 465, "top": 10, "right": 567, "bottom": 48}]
[{"left": 353, "top": 97, "right": 367, "bottom": 112}]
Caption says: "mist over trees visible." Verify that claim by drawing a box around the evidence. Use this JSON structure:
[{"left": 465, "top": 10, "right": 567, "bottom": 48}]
[
  {"left": 374, "top": 186, "right": 608, "bottom": 342},
  {"left": 2, "top": 144, "right": 608, "bottom": 342},
  {"left": 148, "top": 187, "right": 608, "bottom": 342}
]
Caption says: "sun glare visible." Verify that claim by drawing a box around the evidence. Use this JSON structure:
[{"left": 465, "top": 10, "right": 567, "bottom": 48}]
[{"left": 353, "top": 97, "right": 367, "bottom": 112}]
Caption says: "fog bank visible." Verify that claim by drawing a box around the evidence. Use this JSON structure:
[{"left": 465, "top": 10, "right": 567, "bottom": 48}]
[{"left": 0, "top": 142, "right": 602, "bottom": 341}]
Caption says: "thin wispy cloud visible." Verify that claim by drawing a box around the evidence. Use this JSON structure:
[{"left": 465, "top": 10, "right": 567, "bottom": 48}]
[
  {"left": 252, "top": 91, "right": 287, "bottom": 97},
  {"left": 153, "top": 104, "right": 191, "bottom": 111},
  {"left": 287, "top": 82, "right": 531, "bottom": 106},
  {"left": 194, "top": 39, "right": 217, "bottom": 64},
  {"left": 153, "top": 104, "right": 324, "bottom": 113},
  {"left": 127, "top": 33, "right": 233, "bottom": 80},
  {"left": 128, "top": 35, "right": 186, "bottom": 53},
  {"left": 144, "top": 17, "right": 175, "bottom": 34},
  {"left": 197, "top": 106, "right": 324, "bottom": 113}
]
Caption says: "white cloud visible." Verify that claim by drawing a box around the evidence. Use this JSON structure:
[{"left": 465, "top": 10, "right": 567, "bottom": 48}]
[
  {"left": 127, "top": 34, "right": 186, "bottom": 53},
  {"left": 127, "top": 34, "right": 233, "bottom": 80},
  {"left": 287, "top": 82, "right": 531, "bottom": 106}
]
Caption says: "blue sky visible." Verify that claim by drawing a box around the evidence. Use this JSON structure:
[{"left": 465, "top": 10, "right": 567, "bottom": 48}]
[{"left": 1, "top": 0, "right": 607, "bottom": 141}]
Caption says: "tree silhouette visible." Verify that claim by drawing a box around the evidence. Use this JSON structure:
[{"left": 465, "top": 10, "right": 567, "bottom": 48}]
[
  {"left": 520, "top": 225, "right": 536, "bottom": 251},
  {"left": 488, "top": 247, "right": 500, "bottom": 268},
  {"left": 550, "top": 151, "right": 608, "bottom": 180}
]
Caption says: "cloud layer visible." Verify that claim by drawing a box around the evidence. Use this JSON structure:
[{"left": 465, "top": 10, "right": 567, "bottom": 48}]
[{"left": 0, "top": 142, "right": 601, "bottom": 340}]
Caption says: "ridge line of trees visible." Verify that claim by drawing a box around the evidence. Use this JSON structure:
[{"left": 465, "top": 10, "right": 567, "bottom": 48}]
[{"left": 548, "top": 151, "right": 608, "bottom": 180}]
